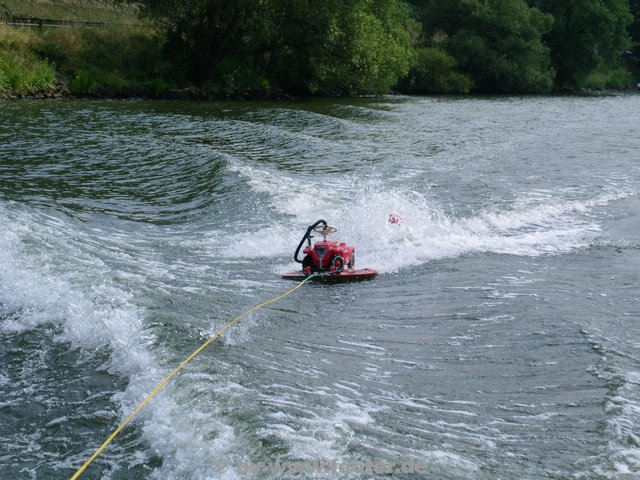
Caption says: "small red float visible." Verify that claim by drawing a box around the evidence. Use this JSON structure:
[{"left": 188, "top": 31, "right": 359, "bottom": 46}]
[{"left": 388, "top": 213, "right": 402, "bottom": 224}]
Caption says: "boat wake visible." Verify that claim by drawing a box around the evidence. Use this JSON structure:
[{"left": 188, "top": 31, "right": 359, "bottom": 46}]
[{"left": 225, "top": 159, "right": 635, "bottom": 274}]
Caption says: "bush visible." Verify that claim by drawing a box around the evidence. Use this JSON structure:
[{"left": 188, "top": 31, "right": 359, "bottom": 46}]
[
  {"left": 0, "top": 24, "right": 169, "bottom": 97},
  {"left": 36, "top": 28, "right": 86, "bottom": 72},
  {"left": 0, "top": 26, "right": 57, "bottom": 94},
  {"left": 399, "top": 47, "right": 473, "bottom": 94},
  {"left": 39, "top": 27, "right": 167, "bottom": 82},
  {"left": 584, "top": 67, "right": 635, "bottom": 90},
  {"left": 70, "top": 67, "right": 127, "bottom": 95},
  {"left": 209, "top": 57, "right": 274, "bottom": 97},
  {"left": 0, "top": 52, "right": 56, "bottom": 93}
]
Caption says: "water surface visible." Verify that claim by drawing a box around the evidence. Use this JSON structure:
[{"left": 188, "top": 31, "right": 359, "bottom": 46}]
[{"left": 1, "top": 95, "right": 639, "bottom": 479}]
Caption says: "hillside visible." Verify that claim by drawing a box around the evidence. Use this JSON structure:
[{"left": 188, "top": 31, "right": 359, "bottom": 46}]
[
  {"left": 1, "top": 0, "right": 140, "bottom": 25},
  {"left": 0, "top": 1, "right": 161, "bottom": 99}
]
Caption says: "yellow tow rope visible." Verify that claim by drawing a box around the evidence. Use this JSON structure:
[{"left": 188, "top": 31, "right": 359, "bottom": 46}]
[{"left": 70, "top": 274, "right": 316, "bottom": 480}]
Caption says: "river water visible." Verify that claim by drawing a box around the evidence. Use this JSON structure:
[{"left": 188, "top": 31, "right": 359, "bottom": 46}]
[{"left": 1, "top": 95, "right": 639, "bottom": 479}]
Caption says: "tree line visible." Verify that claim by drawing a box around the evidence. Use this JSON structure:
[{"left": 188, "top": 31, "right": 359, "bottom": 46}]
[{"left": 124, "top": 0, "right": 639, "bottom": 95}]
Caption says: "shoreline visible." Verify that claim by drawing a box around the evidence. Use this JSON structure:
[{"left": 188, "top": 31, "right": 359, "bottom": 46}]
[
  {"left": 0, "top": 83, "right": 298, "bottom": 101},
  {"left": 2, "top": 84, "right": 638, "bottom": 101}
]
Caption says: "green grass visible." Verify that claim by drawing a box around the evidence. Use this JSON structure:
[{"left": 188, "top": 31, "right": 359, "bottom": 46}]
[
  {"left": 1, "top": 0, "right": 140, "bottom": 25},
  {"left": 0, "top": 50, "right": 57, "bottom": 93},
  {"left": 1, "top": 23, "right": 170, "bottom": 97},
  {"left": 0, "top": 1, "right": 174, "bottom": 98},
  {"left": 0, "top": 25, "right": 57, "bottom": 94}
]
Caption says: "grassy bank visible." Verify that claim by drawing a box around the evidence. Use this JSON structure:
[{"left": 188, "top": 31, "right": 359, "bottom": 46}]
[
  {"left": 0, "top": 22, "right": 284, "bottom": 100},
  {"left": 0, "top": 26, "right": 57, "bottom": 96},
  {"left": 1, "top": 0, "right": 140, "bottom": 25},
  {"left": 0, "top": 24, "right": 172, "bottom": 98},
  {"left": 0, "top": 1, "right": 169, "bottom": 99}
]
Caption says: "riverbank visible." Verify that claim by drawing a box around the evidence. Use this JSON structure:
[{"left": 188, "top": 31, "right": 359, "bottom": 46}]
[
  {"left": 0, "top": 84, "right": 68, "bottom": 100},
  {"left": 0, "top": 24, "right": 298, "bottom": 101},
  {"left": 1, "top": 22, "right": 637, "bottom": 100},
  {"left": 1, "top": 0, "right": 140, "bottom": 26},
  {"left": 0, "top": 24, "right": 172, "bottom": 99},
  {"left": 0, "top": 84, "right": 295, "bottom": 101}
]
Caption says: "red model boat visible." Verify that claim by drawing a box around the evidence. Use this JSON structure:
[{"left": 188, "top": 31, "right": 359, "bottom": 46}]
[{"left": 282, "top": 220, "right": 378, "bottom": 283}]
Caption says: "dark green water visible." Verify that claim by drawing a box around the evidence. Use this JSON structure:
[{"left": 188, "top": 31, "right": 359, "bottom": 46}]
[{"left": 1, "top": 95, "right": 639, "bottom": 479}]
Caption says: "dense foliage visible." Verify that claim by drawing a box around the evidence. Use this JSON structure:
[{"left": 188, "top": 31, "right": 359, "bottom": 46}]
[
  {"left": 2, "top": 0, "right": 638, "bottom": 97},
  {"left": 412, "top": 0, "right": 555, "bottom": 93},
  {"left": 528, "top": 0, "right": 633, "bottom": 90},
  {"left": 127, "top": 0, "right": 636, "bottom": 95},
  {"left": 132, "top": 0, "right": 415, "bottom": 95},
  {"left": 0, "top": 24, "right": 167, "bottom": 98},
  {"left": 625, "top": 0, "right": 640, "bottom": 77},
  {"left": 0, "top": 26, "right": 57, "bottom": 95}
]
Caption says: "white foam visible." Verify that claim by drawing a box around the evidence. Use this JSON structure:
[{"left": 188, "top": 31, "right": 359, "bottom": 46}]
[
  {"left": 0, "top": 207, "right": 150, "bottom": 360},
  {"left": 0, "top": 204, "right": 234, "bottom": 475},
  {"left": 143, "top": 381, "right": 245, "bottom": 480},
  {"left": 602, "top": 372, "right": 640, "bottom": 476},
  {"left": 224, "top": 159, "right": 630, "bottom": 273},
  {"left": 258, "top": 396, "right": 378, "bottom": 462}
]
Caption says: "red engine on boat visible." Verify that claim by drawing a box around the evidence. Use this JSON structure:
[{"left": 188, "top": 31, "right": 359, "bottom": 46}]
[
  {"left": 301, "top": 239, "right": 354, "bottom": 275},
  {"left": 282, "top": 219, "right": 377, "bottom": 283}
]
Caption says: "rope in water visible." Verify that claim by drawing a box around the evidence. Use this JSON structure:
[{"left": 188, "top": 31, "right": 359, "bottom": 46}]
[{"left": 70, "top": 273, "right": 317, "bottom": 480}]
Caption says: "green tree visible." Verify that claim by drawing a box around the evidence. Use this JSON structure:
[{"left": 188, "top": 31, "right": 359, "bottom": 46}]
[
  {"left": 305, "top": 0, "right": 415, "bottom": 95},
  {"left": 528, "top": 0, "right": 633, "bottom": 90},
  {"left": 625, "top": 0, "right": 640, "bottom": 74},
  {"left": 399, "top": 47, "right": 473, "bottom": 93},
  {"left": 420, "top": 0, "right": 554, "bottom": 93},
  {"left": 129, "top": 0, "right": 416, "bottom": 95},
  {"left": 132, "top": 0, "right": 250, "bottom": 85},
  {"left": 632, "top": 1, "right": 640, "bottom": 42},
  {"left": 250, "top": 0, "right": 416, "bottom": 95}
]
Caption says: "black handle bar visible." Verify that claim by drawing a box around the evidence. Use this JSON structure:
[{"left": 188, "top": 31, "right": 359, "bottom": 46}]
[{"left": 294, "top": 219, "right": 327, "bottom": 263}]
